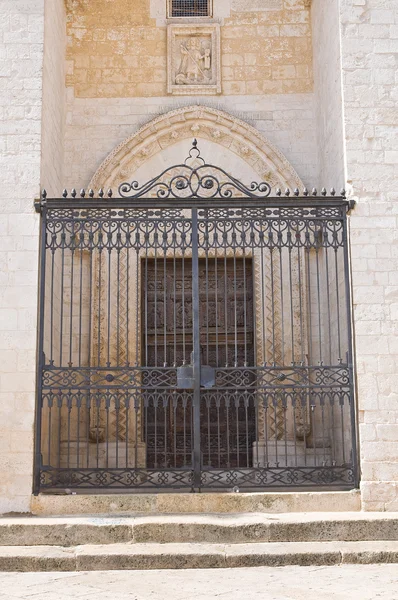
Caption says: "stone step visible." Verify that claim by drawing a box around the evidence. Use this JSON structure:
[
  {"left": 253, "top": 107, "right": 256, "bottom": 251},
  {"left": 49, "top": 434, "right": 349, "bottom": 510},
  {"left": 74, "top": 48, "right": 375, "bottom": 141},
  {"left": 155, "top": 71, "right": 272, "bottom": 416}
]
[
  {"left": 31, "top": 490, "right": 361, "bottom": 516},
  {"left": 1, "top": 513, "right": 398, "bottom": 546},
  {"left": 0, "top": 541, "right": 397, "bottom": 572}
]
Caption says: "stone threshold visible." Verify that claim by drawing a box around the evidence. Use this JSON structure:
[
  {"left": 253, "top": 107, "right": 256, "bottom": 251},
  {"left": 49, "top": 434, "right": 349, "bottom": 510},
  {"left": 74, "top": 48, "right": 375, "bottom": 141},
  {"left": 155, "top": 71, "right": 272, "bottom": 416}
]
[{"left": 31, "top": 490, "right": 361, "bottom": 516}]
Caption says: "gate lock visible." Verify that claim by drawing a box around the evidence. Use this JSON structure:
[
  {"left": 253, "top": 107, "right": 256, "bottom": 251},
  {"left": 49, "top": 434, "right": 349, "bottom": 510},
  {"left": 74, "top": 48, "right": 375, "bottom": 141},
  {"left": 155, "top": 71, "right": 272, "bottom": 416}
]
[{"left": 176, "top": 365, "right": 216, "bottom": 389}]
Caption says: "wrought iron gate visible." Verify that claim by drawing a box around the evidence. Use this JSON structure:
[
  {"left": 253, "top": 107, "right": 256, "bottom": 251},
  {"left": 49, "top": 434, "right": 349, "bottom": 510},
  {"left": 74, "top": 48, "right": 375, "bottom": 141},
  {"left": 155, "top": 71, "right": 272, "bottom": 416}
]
[{"left": 34, "top": 142, "right": 358, "bottom": 493}]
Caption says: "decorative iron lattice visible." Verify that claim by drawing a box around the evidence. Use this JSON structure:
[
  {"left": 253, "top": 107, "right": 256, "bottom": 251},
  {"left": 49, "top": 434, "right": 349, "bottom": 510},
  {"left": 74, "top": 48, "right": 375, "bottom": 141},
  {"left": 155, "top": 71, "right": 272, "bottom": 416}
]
[
  {"left": 169, "top": 0, "right": 211, "bottom": 18},
  {"left": 34, "top": 141, "right": 357, "bottom": 493}
]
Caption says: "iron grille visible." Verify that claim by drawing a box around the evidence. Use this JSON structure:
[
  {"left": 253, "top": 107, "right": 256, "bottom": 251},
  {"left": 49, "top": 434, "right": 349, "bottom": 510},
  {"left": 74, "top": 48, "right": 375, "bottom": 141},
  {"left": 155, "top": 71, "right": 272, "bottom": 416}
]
[
  {"left": 169, "top": 0, "right": 210, "bottom": 17},
  {"left": 34, "top": 141, "right": 358, "bottom": 493}
]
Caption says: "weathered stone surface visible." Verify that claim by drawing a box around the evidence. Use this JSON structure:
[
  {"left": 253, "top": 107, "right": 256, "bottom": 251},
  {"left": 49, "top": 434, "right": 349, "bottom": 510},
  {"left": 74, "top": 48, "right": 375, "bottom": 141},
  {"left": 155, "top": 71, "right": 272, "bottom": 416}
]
[
  {"left": 0, "top": 540, "right": 397, "bottom": 572},
  {"left": 30, "top": 491, "right": 361, "bottom": 516},
  {"left": 1, "top": 512, "right": 398, "bottom": 547},
  {"left": 0, "top": 546, "right": 75, "bottom": 572}
]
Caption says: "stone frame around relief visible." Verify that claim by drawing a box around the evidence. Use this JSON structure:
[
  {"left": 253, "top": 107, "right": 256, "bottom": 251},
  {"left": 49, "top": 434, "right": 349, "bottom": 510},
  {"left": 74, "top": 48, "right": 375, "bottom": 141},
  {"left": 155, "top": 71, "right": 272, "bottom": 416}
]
[{"left": 167, "top": 23, "right": 221, "bottom": 95}]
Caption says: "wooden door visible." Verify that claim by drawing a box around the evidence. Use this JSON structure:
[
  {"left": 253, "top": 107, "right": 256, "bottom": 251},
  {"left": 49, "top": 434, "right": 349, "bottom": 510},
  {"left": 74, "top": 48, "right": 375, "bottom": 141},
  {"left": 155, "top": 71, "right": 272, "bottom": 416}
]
[{"left": 143, "top": 258, "right": 255, "bottom": 469}]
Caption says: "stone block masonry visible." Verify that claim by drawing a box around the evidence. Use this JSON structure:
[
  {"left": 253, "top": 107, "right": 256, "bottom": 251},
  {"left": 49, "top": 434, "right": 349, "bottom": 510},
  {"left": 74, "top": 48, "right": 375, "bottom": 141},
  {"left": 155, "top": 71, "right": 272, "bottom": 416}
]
[
  {"left": 339, "top": 0, "right": 398, "bottom": 510},
  {"left": 65, "top": 0, "right": 313, "bottom": 98},
  {"left": 0, "top": 0, "right": 45, "bottom": 513}
]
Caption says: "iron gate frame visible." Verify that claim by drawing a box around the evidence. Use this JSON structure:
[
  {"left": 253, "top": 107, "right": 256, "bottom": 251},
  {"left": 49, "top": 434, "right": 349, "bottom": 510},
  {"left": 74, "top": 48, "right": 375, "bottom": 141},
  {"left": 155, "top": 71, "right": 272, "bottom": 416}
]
[{"left": 33, "top": 142, "right": 358, "bottom": 494}]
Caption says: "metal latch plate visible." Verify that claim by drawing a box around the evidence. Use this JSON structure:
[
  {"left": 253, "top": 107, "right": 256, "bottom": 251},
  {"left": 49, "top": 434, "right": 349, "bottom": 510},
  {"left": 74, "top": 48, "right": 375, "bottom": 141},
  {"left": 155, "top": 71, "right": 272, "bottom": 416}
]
[{"left": 177, "top": 366, "right": 194, "bottom": 389}]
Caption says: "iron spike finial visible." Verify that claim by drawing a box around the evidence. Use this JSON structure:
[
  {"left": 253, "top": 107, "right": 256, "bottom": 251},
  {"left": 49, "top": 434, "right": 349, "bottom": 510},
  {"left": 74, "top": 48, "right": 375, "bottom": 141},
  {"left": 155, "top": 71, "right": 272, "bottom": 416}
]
[
  {"left": 341, "top": 188, "right": 346, "bottom": 198},
  {"left": 294, "top": 188, "right": 299, "bottom": 196},
  {"left": 99, "top": 188, "right": 104, "bottom": 198},
  {"left": 62, "top": 189, "right": 68, "bottom": 198},
  {"left": 276, "top": 188, "right": 281, "bottom": 196},
  {"left": 192, "top": 138, "right": 198, "bottom": 147},
  {"left": 321, "top": 187, "right": 327, "bottom": 196},
  {"left": 71, "top": 188, "right": 77, "bottom": 198},
  {"left": 42, "top": 189, "right": 47, "bottom": 199},
  {"left": 285, "top": 188, "right": 290, "bottom": 196},
  {"left": 331, "top": 187, "right": 336, "bottom": 196},
  {"left": 303, "top": 188, "right": 309, "bottom": 196},
  {"left": 89, "top": 189, "right": 94, "bottom": 198},
  {"left": 312, "top": 188, "right": 317, "bottom": 196},
  {"left": 107, "top": 188, "right": 113, "bottom": 198},
  {"left": 80, "top": 189, "right": 85, "bottom": 198}
]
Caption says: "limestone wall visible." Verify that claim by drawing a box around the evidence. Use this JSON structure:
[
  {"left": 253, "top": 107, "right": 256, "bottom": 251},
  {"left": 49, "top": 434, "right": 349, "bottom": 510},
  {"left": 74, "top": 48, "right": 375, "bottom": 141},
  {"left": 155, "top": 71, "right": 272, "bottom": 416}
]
[
  {"left": 311, "top": 0, "right": 345, "bottom": 187},
  {"left": 65, "top": 0, "right": 313, "bottom": 98},
  {"left": 0, "top": 0, "right": 45, "bottom": 513},
  {"left": 64, "top": 94, "right": 318, "bottom": 191},
  {"left": 62, "top": 0, "right": 318, "bottom": 192},
  {"left": 41, "top": 0, "right": 66, "bottom": 195},
  {"left": 339, "top": 0, "right": 398, "bottom": 510}
]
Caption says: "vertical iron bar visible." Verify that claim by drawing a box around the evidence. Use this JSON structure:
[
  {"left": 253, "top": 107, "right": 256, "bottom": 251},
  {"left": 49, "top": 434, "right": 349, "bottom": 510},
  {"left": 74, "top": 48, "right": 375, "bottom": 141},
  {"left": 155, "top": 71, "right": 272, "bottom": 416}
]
[
  {"left": 144, "top": 226, "right": 148, "bottom": 367},
  {"left": 50, "top": 250, "right": 54, "bottom": 365},
  {"left": 342, "top": 209, "right": 358, "bottom": 486},
  {"left": 154, "top": 224, "right": 158, "bottom": 367},
  {"left": 316, "top": 246, "right": 322, "bottom": 364},
  {"left": 192, "top": 208, "right": 202, "bottom": 489},
  {"left": 59, "top": 229, "right": 65, "bottom": 367},
  {"left": 270, "top": 249, "right": 276, "bottom": 365},
  {"left": 242, "top": 247, "right": 247, "bottom": 367},
  {"left": 297, "top": 245, "right": 304, "bottom": 363},
  {"left": 78, "top": 229, "right": 83, "bottom": 368},
  {"left": 334, "top": 248, "right": 342, "bottom": 361},
  {"left": 224, "top": 247, "right": 228, "bottom": 366},
  {"left": 88, "top": 233, "right": 93, "bottom": 368},
  {"left": 233, "top": 246, "right": 238, "bottom": 367},
  {"left": 34, "top": 205, "right": 47, "bottom": 494},
  {"left": 116, "top": 246, "right": 120, "bottom": 366},
  {"left": 107, "top": 240, "right": 111, "bottom": 367},
  {"left": 205, "top": 235, "right": 209, "bottom": 365},
  {"left": 163, "top": 225, "right": 167, "bottom": 367},
  {"left": 173, "top": 242, "right": 177, "bottom": 367},
  {"left": 288, "top": 248, "right": 294, "bottom": 364},
  {"left": 69, "top": 231, "right": 74, "bottom": 368},
  {"left": 260, "top": 239, "right": 266, "bottom": 365},
  {"left": 215, "top": 248, "right": 219, "bottom": 367},
  {"left": 280, "top": 248, "right": 285, "bottom": 364},
  {"left": 325, "top": 241, "right": 332, "bottom": 364},
  {"left": 97, "top": 249, "right": 102, "bottom": 366}
]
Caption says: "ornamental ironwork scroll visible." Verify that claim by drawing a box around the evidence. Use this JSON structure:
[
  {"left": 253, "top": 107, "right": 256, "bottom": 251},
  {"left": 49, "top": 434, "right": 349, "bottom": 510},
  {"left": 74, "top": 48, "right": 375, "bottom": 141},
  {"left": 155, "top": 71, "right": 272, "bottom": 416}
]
[{"left": 118, "top": 139, "right": 272, "bottom": 200}]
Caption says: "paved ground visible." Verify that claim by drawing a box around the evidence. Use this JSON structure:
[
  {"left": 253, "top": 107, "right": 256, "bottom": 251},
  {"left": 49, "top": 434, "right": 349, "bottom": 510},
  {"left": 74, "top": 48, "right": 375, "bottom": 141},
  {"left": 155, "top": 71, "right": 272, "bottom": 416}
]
[{"left": 0, "top": 565, "right": 396, "bottom": 599}]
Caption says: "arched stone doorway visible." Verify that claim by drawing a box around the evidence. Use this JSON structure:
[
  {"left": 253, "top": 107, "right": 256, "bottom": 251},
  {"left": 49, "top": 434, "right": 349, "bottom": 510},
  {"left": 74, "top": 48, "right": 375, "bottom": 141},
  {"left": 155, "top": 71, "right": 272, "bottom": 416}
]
[{"left": 88, "top": 105, "right": 303, "bottom": 193}]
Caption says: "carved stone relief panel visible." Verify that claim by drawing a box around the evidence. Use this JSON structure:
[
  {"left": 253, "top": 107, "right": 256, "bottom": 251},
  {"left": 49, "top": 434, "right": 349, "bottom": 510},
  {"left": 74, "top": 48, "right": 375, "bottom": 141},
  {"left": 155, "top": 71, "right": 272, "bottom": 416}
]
[{"left": 167, "top": 24, "right": 221, "bottom": 95}]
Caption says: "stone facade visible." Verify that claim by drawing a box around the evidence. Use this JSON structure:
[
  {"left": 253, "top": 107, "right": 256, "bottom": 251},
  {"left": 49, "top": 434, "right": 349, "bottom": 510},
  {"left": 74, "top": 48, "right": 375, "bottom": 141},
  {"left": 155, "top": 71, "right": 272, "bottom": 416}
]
[
  {"left": 0, "top": 0, "right": 44, "bottom": 513},
  {"left": 339, "top": 0, "right": 398, "bottom": 511},
  {"left": 0, "top": 0, "right": 397, "bottom": 512},
  {"left": 65, "top": 0, "right": 313, "bottom": 98}
]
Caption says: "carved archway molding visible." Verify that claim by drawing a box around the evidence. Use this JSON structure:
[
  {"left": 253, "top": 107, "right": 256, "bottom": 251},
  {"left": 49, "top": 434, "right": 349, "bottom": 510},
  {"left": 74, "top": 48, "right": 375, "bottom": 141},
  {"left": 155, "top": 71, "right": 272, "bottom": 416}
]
[{"left": 88, "top": 105, "right": 303, "bottom": 192}]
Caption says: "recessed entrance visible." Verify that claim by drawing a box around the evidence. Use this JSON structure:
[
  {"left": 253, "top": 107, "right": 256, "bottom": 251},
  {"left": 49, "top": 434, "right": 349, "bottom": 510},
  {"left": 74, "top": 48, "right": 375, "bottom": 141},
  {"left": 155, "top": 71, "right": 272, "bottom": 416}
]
[
  {"left": 144, "top": 258, "right": 255, "bottom": 470},
  {"left": 34, "top": 141, "right": 358, "bottom": 493}
]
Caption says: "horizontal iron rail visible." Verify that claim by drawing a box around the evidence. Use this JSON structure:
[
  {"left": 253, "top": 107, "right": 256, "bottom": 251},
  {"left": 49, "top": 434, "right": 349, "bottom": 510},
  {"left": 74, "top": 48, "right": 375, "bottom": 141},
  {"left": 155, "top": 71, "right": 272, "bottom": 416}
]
[{"left": 35, "top": 196, "right": 354, "bottom": 212}]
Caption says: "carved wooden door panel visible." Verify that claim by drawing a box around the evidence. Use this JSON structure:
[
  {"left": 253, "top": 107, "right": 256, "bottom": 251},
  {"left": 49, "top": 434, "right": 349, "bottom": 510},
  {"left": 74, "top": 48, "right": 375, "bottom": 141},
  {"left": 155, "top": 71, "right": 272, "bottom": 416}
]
[{"left": 144, "top": 258, "right": 255, "bottom": 470}]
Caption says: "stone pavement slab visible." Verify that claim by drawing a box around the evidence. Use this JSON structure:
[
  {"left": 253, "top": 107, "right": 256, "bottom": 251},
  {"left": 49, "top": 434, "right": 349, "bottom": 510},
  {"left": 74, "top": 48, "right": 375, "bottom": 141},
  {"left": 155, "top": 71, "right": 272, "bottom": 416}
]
[{"left": 0, "top": 564, "right": 397, "bottom": 600}]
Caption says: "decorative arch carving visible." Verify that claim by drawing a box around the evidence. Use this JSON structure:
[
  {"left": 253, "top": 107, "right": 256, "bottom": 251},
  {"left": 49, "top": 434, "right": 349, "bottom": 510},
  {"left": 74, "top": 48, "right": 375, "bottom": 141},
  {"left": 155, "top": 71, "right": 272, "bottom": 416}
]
[{"left": 88, "top": 105, "right": 303, "bottom": 192}]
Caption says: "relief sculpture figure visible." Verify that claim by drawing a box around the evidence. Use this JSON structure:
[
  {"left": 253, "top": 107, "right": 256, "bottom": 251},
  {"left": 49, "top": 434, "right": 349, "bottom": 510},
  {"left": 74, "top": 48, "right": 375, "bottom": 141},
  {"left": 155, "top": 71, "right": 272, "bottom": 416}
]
[{"left": 176, "top": 37, "right": 211, "bottom": 85}]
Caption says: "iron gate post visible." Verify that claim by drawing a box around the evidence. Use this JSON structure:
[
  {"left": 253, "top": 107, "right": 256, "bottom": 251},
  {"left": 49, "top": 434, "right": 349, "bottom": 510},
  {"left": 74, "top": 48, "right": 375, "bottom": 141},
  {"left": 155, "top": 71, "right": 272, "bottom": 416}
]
[
  {"left": 342, "top": 209, "right": 359, "bottom": 488},
  {"left": 191, "top": 207, "right": 202, "bottom": 490},
  {"left": 33, "top": 202, "right": 47, "bottom": 495}
]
